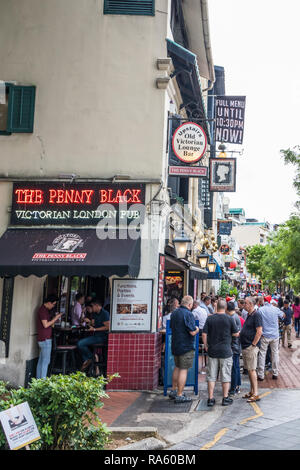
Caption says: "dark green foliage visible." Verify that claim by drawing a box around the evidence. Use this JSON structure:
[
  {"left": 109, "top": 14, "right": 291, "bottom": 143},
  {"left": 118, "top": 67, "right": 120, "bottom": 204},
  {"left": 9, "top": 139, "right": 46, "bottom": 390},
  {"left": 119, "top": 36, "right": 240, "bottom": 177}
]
[{"left": 0, "top": 372, "right": 117, "bottom": 450}]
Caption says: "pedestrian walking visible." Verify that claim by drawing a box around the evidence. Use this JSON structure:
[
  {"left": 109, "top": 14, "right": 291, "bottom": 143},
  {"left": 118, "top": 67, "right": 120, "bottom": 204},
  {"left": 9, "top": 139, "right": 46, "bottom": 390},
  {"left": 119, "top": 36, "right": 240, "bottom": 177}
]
[
  {"left": 281, "top": 300, "right": 294, "bottom": 348},
  {"left": 292, "top": 296, "right": 300, "bottom": 338},
  {"left": 226, "top": 301, "right": 242, "bottom": 396},
  {"left": 169, "top": 295, "right": 199, "bottom": 404},
  {"left": 257, "top": 299, "right": 284, "bottom": 381},
  {"left": 36, "top": 295, "right": 62, "bottom": 379},
  {"left": 202, "top": 298, "right": 239, "bottom": 407},
  {"left": 240, "top": 297, "right": 263, "bottom": 402}
]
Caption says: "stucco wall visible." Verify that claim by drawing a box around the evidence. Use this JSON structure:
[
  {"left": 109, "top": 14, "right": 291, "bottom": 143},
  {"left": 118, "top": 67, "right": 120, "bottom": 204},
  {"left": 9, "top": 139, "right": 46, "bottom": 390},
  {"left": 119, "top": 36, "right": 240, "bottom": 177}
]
[
  {"left": 0, "top": 0, "right": 170, "bottom": 180},
  {"left": 0, "top": 275, "right": 44, "bottom": 386}
]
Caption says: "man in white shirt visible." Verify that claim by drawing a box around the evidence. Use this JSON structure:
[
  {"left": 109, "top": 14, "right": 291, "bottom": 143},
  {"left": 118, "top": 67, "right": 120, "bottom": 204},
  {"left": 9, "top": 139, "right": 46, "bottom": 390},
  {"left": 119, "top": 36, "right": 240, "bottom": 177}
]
[{"left": 192, "top": 300, "right": 208, "bottom": 330}]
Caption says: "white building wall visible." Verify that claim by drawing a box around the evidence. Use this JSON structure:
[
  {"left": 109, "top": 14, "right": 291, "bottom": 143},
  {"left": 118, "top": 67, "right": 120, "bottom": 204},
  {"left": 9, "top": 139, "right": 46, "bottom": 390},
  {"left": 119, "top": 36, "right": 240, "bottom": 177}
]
[{"left": 0, "top": 0, "right": 170, "bottom": 180}]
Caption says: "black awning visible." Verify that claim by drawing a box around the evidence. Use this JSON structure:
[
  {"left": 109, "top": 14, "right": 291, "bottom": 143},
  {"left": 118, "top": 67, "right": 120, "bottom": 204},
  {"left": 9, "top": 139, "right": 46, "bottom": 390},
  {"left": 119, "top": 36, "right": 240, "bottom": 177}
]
[
  {"left": 166, "top": 39, "right": 211, "bottom": 143},
  {"left": 0, "top": 229, "right": 140, "bottom": 278},
  {"left": 189, "top": 264, "right": 208, "bottom": 281}
]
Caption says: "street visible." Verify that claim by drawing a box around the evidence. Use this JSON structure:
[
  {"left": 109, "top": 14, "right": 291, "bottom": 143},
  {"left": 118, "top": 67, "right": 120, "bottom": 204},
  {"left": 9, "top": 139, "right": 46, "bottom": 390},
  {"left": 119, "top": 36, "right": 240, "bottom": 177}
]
[{"left": 98, "top": 331, "right": 300, "bottom": 451}]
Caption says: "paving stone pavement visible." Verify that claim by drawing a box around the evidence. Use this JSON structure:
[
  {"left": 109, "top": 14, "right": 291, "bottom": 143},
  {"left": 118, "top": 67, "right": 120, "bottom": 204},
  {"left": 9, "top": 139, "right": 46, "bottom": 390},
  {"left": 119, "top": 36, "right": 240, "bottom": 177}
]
[{"left": 169, "top": 388, "right": 300, "bottom": 450}]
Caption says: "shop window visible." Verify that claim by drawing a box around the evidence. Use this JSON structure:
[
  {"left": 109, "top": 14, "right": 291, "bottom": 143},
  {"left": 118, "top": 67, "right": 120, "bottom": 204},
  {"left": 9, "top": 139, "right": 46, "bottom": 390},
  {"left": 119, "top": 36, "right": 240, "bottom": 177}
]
[
  {"left": 44, "top": 275, "right": 110, "bottom": 322},
  {"left": 104, "top": 0, "right": 155, "bottom": 16},
  {"left": 0, "top": 83, "right": 36, "bottom": 135}
]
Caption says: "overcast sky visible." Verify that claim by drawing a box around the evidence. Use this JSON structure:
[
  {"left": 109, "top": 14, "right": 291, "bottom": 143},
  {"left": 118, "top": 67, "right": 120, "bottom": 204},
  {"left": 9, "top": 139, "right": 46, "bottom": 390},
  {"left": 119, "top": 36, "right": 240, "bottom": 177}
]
[{"left": 208, "top": 0, "right": 299, "bottom": 225}]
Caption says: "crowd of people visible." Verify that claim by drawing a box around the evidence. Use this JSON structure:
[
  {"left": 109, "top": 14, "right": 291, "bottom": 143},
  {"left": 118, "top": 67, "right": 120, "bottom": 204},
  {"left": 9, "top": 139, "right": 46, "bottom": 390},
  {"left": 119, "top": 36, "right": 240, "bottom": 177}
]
[{"left": 166, "top": 290, "right": 300, "bottom": 405}]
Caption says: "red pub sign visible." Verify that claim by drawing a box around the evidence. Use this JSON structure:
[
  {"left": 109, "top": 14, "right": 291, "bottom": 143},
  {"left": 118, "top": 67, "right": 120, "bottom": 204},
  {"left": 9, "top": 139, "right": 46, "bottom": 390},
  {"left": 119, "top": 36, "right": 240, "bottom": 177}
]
[{"left": 11, "top": 182, "right": 145, "bottom": 226}]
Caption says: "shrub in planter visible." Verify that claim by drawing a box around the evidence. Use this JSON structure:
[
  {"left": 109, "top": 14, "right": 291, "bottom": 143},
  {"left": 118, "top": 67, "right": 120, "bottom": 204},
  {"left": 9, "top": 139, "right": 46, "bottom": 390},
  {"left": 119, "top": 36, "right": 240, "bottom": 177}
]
[
  {"left": 0, "top": 381, "right": 10, "bottom": 399},
  {"left": 0, "top": 372, "right": 116, "bottom": 450},
  {"left": 218, "top": 280, "right": 230, "bottom": 298}
]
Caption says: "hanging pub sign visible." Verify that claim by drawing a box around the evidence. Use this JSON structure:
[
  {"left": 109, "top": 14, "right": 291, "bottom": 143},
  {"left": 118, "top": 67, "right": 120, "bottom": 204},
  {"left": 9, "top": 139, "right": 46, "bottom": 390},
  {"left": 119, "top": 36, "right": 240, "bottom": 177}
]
[
  {"left": 209, "top": 158, "right": 236, "bottom": 192},
  {"left": 220, "top": 244, "right": 230, "bottom": 255},
  {"left": 172, "top": 122, "right": 207, "bottom": 164},
  {"left": 215, "top": 96, "right": 246, "bottom": 144},
  {"left": 217, "top": 220, "right": 233, "bottom": 235},
  {"left": 10, "top": 182, "right": 145, "bottom": 226}
]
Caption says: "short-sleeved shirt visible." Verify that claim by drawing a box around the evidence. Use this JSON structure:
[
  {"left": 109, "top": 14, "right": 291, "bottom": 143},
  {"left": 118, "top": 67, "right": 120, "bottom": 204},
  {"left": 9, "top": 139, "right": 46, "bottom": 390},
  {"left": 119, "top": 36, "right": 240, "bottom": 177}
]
[
  {"left": 170, "top": 306, "right": 197, "bottom": 356},
  {"left": 230, "top": 313, "right": 242, "bottom": 354},
  {"left": 282, "top": 307, "right": 293, "bottom": 326},
  {"left": 72, "top": 302, "right": 83, "bottom": 326},
  {"left": 258, "top": 305, "right": 284, "bottom": 339},
  {"left": 240, "top": 310, "right": 263, "bottom": 349},
  {"left": 92, "top": 308, "right": 110, "bottom": 342},
  {"left": 202, "top": 313, "right": 239, "bottom": 358},
  {"left": 192, "top": 306, "right": 208, "bottom": 329},
  {"left": 37, "top": 305, "right": 52, "bottom": 342},
  {"left": 292, "top": 305, "right": 300, "bottom": 319}
]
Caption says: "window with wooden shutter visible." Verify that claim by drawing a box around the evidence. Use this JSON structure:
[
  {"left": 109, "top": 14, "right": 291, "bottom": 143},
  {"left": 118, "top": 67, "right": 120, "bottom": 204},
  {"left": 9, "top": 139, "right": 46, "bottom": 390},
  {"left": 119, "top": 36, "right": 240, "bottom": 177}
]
[
  {"left": 104, "top": 0, "right": 155, "bottom": 16},
  {"left": 0, "top": 83, "right": 36, "bottom": 135}
]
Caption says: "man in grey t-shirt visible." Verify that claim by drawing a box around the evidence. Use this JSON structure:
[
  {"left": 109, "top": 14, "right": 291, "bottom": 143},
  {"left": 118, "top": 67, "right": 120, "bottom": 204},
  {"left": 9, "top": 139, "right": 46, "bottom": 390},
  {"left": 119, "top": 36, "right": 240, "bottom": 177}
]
[{"left": 202, "top": 299, "right": 239, "bottom": 407}]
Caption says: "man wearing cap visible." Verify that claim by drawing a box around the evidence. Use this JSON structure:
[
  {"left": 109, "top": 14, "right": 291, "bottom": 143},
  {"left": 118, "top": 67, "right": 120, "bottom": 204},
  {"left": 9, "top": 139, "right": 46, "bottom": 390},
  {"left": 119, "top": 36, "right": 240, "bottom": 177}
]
[{"left": 257, "top": 298, "right": 284, "bottom": 381}]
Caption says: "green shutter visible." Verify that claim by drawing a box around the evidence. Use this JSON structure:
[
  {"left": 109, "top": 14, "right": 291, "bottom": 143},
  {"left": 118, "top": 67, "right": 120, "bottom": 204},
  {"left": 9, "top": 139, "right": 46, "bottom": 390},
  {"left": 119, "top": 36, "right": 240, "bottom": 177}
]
[
  {"left": 104, "top": 0, "right": 155, "bottom": 16},
  {"left": 6, "top": 85, "right": 36, "bottom": 133}
]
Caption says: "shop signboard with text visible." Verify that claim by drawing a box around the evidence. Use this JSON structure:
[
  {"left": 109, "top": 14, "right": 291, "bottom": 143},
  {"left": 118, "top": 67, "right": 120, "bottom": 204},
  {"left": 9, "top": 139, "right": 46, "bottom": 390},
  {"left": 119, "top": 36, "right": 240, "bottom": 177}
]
[
  {"left": 111, "top": 279, "right": 153, "bottom": 332},
  {"left": 0, "top": 402, "right": 40, "bottom": 450},
  {"left": 171, "top": 122, "right": 207, "bottom": 164},
  {"left": 10, "top": 182, "right": 145, "bottom": 226}
]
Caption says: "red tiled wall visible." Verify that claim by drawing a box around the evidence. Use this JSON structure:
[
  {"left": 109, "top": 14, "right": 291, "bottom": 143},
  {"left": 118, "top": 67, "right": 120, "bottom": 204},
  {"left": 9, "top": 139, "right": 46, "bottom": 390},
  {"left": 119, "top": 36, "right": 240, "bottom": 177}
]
[{"left": 106, "top": 333, "right": 162, "bottom": 390}]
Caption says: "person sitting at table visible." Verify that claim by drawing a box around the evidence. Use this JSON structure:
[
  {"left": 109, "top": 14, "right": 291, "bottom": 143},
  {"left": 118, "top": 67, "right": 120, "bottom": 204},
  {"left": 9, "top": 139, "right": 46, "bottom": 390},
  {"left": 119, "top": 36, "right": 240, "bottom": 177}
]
[
  {"left": 77, "top": 299, "right": 110, "bottom": 371},
  {"left": 71, "top": 293, "right": 85, "bottom": 326},
  {"left": 81, "top": 303, "right": 93, "bottom": 326}
]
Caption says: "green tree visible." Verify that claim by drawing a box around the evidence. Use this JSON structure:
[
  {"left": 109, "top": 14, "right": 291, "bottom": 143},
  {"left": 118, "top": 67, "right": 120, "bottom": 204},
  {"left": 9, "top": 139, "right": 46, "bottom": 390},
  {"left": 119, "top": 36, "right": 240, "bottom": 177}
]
[
  {"left": 218, "top": 280, "right": 230, "bottom": 297},
  {"left": 245, "top": 244, "right": 267, "bottom": 279},
  {"left": 260, "top": 216, "right": 300, "bottom": 292},
  {"left": 280, "top": 145, "right": 300, "bottom": 211}
]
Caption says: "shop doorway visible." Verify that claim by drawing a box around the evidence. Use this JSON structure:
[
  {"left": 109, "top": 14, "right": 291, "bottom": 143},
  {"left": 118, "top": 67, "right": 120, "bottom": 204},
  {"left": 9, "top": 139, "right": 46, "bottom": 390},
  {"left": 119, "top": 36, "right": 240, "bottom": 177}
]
[{"left": 44, "top": 275, "right": 110, "bottom": 321}]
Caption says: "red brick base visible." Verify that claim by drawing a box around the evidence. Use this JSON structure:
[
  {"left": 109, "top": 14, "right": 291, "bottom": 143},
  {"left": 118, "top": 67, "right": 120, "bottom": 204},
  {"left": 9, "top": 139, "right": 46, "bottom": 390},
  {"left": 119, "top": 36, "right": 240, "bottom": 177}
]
[{"left": 106, "top": 333, "right": 162, "bottom": 391}]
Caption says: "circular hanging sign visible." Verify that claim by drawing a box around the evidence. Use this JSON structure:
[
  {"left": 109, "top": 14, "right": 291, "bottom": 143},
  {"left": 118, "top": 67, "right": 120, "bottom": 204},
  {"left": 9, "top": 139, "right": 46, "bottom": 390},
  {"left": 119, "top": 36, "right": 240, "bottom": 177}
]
[
  {"left": 220, "top": 244, "right": 230, "bottom": 255},
  {"left": 172, "top": 121, "right": 207, "bottom": 164}
]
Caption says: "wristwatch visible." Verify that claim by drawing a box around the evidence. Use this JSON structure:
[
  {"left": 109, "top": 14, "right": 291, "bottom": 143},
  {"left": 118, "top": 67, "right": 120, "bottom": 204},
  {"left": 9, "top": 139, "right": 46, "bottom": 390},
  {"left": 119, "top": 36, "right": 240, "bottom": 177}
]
[{"left": 251, "top": 343, "right": 256, "bottom": 347}]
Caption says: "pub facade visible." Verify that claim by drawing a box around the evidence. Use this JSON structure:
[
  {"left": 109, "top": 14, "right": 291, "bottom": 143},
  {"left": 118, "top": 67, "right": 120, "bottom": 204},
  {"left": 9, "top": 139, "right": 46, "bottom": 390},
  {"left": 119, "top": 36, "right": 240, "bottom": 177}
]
[{"left": 0, "top": 0, "right": 215, "bottom": 389}]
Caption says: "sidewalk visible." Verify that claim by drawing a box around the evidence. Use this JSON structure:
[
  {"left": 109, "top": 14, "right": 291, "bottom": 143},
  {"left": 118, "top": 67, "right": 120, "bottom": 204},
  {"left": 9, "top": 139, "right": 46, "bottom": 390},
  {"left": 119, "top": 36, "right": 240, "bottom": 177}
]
[{"left": 96, "top": 330, "right": 300, "bottom": 447}]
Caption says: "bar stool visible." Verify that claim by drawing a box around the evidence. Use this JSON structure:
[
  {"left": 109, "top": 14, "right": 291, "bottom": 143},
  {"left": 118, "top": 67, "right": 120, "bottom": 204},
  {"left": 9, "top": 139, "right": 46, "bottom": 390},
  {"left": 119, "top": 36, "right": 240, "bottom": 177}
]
[
  {"left": 50, "top": 333, "right": 77, "bottom": 375},
  {"left": 88, "top": 343, "right": 108, "bottom": 378}
]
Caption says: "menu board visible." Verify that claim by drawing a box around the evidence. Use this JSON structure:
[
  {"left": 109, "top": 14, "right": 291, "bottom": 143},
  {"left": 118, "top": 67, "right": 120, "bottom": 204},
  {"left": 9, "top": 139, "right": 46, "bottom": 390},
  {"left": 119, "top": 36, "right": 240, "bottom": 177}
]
[{"left": 111, "top": 279, "right": 153, "bottom": 332}]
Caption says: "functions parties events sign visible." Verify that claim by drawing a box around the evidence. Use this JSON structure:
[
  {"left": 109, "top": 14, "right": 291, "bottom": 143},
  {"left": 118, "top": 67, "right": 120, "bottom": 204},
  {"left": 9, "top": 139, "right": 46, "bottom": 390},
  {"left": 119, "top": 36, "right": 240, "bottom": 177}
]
[
  {"left": 0, "top": 402, "right": 40, "bottom": 450},
  {"left": 215, "top": 96, "right": 246, "bottom": 144},
  {"left": 209, "top": 158, "right": 236, "bottom": 192},
  {"left": 10, "top": 182, "right": 145, "bottom": 226},
  {"left": 111, "top": 279, "right": 153, "bottom": 332},
  {"left": 172, "top": 122, "right": 207, "bottom": 164}
]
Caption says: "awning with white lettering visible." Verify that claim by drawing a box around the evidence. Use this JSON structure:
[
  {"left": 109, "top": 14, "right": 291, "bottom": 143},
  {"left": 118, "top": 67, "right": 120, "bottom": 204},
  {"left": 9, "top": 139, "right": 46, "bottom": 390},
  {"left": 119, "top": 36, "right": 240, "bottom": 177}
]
[{"left": 0, "top": 229, "right": 140, "bottom": 278}]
